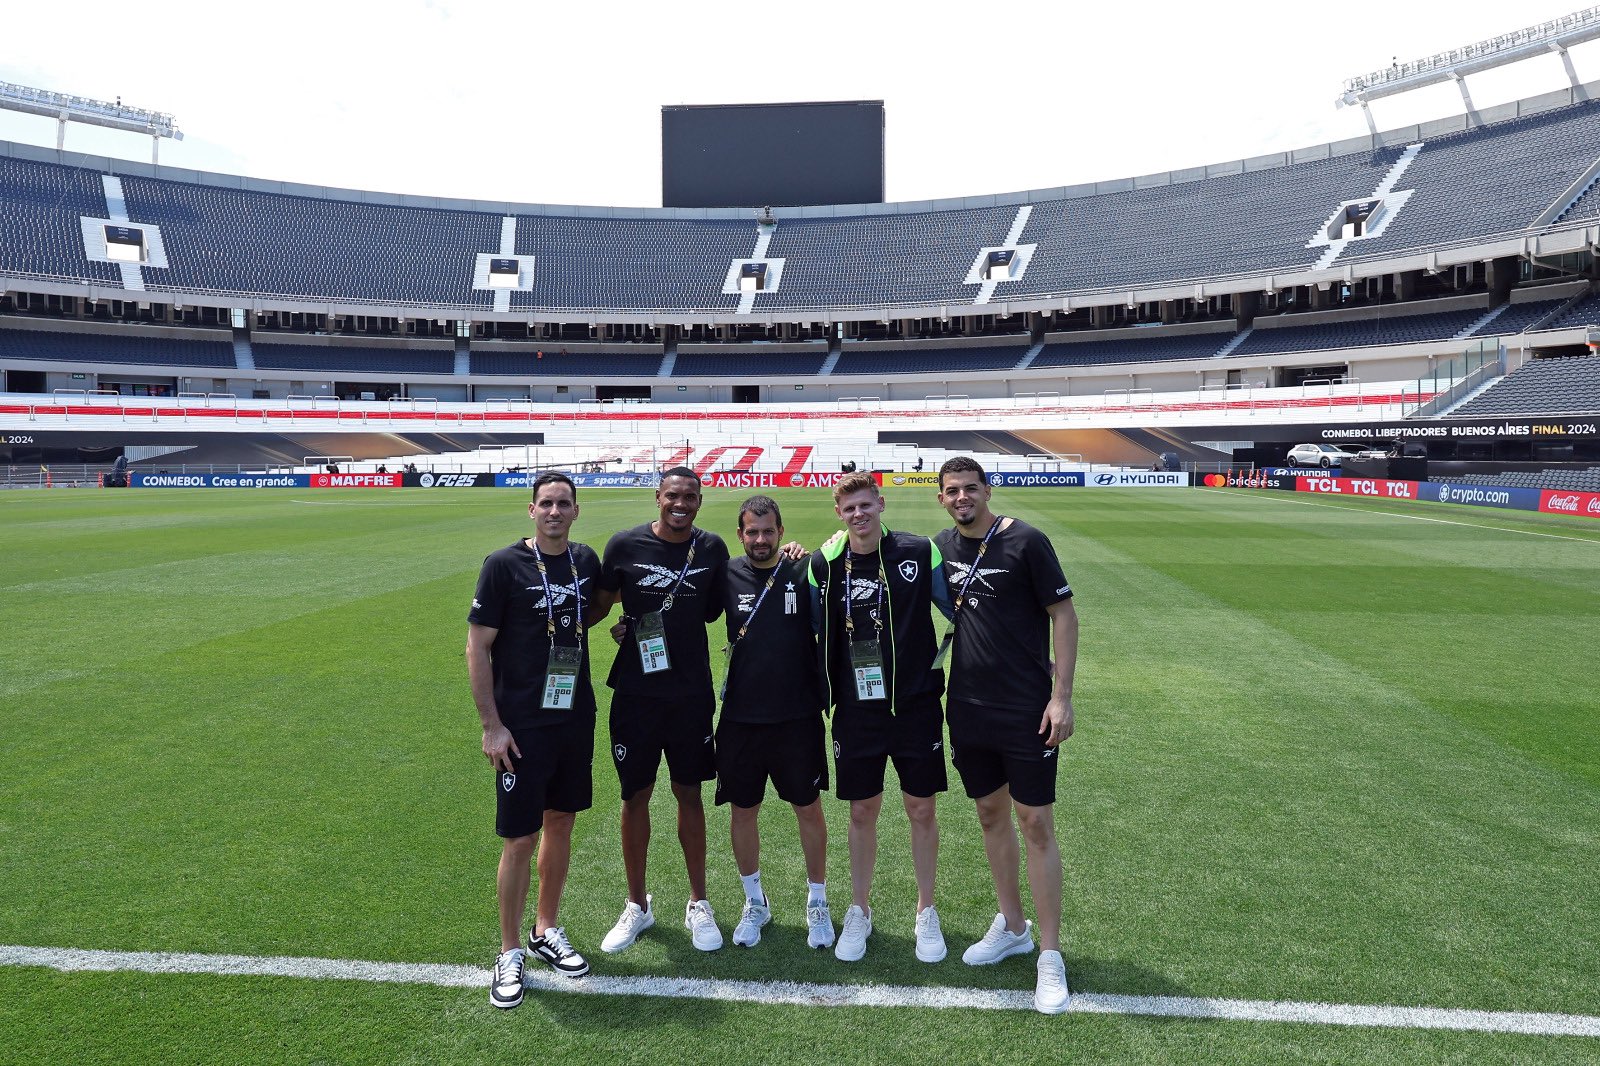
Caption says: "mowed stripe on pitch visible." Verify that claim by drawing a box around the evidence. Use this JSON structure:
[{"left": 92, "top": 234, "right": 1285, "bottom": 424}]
[{"left": 4, "top": 945, "right": 1598, "bottom": 1038}]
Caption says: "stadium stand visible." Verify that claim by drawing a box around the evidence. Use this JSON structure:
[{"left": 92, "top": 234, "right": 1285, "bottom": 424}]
[
  {"left": 829, "top": 344, "right": 1028, "bottom": 375},
  {"left": 671, "top": 348, "right": 831, "bottom": 377},
  {"left": 250, "top": 343, "right": 455, "bottom": 375},
  {"left": 0, "top": 156, "right": 122, "bottom": 284},
  {"left": 759, "top": 207, "right": 1015, "bottom": 309},
  {"left": 1439, "top": 467, "right": 1600, "bottom": 491},
  {"left": 1541, "top": 289, "right": 1600, "bottom": 332},
  {"left": 1231, "top": 307, "right": 1485, "bottom": 357},
  {"left": 1451, "top": 353, "right": 1600, "bottom": 418},
  {"left": 1032, "top": 332, "right": 1230, "bottom": 367},
  {"left": 1472, "top": 298, "right": 1568, "bottom": 336},
  {"left": 469, "top": 348, "right": 664, "bottom": 377},
  {"left": 120, "top": 176, "right": 501, "bottom": 307},
  {"left": 0, "top": 326, "right": 233, "bottom": 367},
  {"left": 509, "top": 216, "right": 747, "bottom": 312}
]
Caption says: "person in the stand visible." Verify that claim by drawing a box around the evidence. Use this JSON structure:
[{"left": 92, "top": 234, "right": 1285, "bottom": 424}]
[
  {"left": 717, "top": 495, "right": 833, "bottom": 950},
  {"left": 467, "top": 472, "right": 599, "bottom": 1010},
  {"left": 933, "top": 455, "right": 1079, "bottom": 1016},
  {"left": 807, "top": 472, "right": 953, "bottom": 965}
]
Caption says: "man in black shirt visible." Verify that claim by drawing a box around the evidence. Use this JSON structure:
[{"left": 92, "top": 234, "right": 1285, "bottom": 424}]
[
  {"left": 589, "top": 467, "right": 731, "bottom": 954},
  {"left": 808, "top": 472, "right": 954, "bottom": 965},
  {"left": 933, "top": 456, "right": 1078, "bottom": 1016},
  {"left": 718, "top": 495, "right": 833, "bottom": 951},
  {"left": 467, "top": 472, "right": 598, "bottom": 1009}
]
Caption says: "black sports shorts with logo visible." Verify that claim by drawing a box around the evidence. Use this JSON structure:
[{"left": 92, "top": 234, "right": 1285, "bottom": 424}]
[
  {"left": 714, "top": 716, "right": 829, "bottom": 809},
  {"left": 946, "top": 698, "right": 1060, "bottom": 808},
  {"left": 494, "top": 716, "right": 595, "bottom": 838},
  {"left": 608, "top": 691, "right": 717, "bottom": 801},
  {"left": 830, "top": 696, "right": 948, "bottom": 802}
]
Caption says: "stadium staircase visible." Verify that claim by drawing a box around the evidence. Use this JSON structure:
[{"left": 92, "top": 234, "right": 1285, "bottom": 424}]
[
  {"left": 818, "top": 338, "right": 842, "bottom": 376},
  {"left": 1458, "top": 304, "right": 1507, "bottom": 338},
  {"left": 1012, "top": 340, "right": 1046, "bottom": 371},
  {"left": 453, "top": 338, "right": 470, "bottom": 376},
  {"left": 232, "top": 330, "right": 255, "bottom": 371},
  {"left": 1215, "top": 328, "right": 1253, "bottom": 358}
]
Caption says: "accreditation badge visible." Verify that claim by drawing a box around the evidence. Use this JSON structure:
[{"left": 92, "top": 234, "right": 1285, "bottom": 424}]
[
  {"left": 637, "top": 611, "right": 670, "bottom": 674},
  {"left": 542, "top": 645, "right": 582, "bottom": 710},
  {"left": 850, "top": 638, "right": 887, "bottom": 702}
]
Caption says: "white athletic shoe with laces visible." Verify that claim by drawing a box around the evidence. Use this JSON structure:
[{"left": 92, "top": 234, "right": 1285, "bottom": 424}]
[
  {"left": 685, "top": 898, "right": 724, "bottom": 951},
  {"left": 914, "top": 905, "right": 948, "bottom": 963},
  {"left": 601, "top": 895, "right": 655, "bottom": 954},
  {"left": 732, "top": 899, "right": 771, "bottom": 947},
  {"left": 962, "top": 913, "right": 1035, "bottom": 966},
  {"left": 1035, "top": 949, "right": 1071, "bottom": 1015},
  {"left": 834, "top": 905, "right": 872, "bottom": 962},
  {"left": 806, "top": 902, "right": 835, "bottom": 949},
  {"left": 490, "top": 947, "right": 525, "bottom": 1009}
]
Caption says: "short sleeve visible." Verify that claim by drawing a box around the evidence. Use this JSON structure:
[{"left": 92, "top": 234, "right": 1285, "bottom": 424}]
[
  {"left": 1025, "top": 528, "right": 1073, "bottom": 607},
  {"left": 468, "top": 554, "right": 508, "bottom": 627},
  {"left": 598, "top": 529, "right": 628, "bottom": 592}
]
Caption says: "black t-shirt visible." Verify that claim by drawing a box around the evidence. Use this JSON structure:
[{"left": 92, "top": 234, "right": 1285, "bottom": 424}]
[
  {"left": 599, "top": 523, "right": 729, "bottom": 697},
  {"left": 468, "top": 539, "right": 601, "bottom": 729},
  {"left": 934, "top": 519, "right": 1072, "bottom": 713},
  {"left": 720, "top": 556, "right": 822, "bottom": 724}
]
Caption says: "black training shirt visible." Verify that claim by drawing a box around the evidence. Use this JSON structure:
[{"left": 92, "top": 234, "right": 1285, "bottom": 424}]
[
  {"left": 468, "top": 539, "right": 601, "bottom": 729},
  {"left": 720, "top": 556, "right": 823, "bottom": 724},
  {"left": 599, "top": 523, "right": 729, "bottom": 696},
  {"left": 934, "top": 519, "right": 1072, "bottom": 713}
]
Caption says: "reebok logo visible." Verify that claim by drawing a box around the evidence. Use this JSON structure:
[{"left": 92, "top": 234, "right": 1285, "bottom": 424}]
[{"left": 632, "top": 563, "right": 708, "bottom": 590}]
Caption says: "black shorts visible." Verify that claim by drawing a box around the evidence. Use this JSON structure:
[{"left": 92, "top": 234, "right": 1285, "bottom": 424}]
[
  {"left": 831, "top": 697, "right": 947, "bottom": 801},
  {"left": 715, "top": 715, "right": 828, "bottom": 809},
  {"left": 608, "top": 691, "right": 717, "bottom": 801},
  {"left": 495, "top": 716, "right": 595, "bottom": 838},
  {"left": 947, "top": 698, "right": 1059, "bottom": 808}
]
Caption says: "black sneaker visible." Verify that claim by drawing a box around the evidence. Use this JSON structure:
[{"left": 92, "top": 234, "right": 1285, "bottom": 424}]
[
  {"left": 490, "top": 948, "right": 525, "bottom": 1009},
  {"left": 529, "top": 926, "right": 590, "bottom": 977}
]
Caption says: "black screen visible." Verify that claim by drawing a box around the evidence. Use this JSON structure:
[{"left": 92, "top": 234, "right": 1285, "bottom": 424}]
[{"left": 661, "top": 101, "right": 884, "bottom": 209}]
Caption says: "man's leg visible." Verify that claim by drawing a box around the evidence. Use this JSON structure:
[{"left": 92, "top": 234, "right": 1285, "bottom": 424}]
[
  {"left": 847, "top": 794, "right": 883, "bottom": 910},
  {"left": 1015, "top": 800, "right": 1063, "bottom": 952},
  {"left": 533, "top": 811, "right": 575, "bottom": 935},
  {"left": 793, "top": 798, "right": 828, "bottom": 885},
  {"left": 975, "top": 786, "right": 1027, "bottom": 933},
  {"left": 730, "top": 801, "right": 762, "bottom": 877},
  {"left": 620, "top": 784, "right": 654, "bottom": 906},
  {"left": 673, "top": 780, "right": 709, "bottom": 901},
  {"left": 497, "top": 833, "right": 536, "bottom": 951},
  {"left": 901, "top": 792, "right": 939, "bottom": 912}
]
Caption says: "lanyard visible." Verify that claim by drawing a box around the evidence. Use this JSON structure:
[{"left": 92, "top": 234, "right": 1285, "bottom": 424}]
[
  {"left": 731, "top": 564, "right": 781, "bottom": 649},
  {"left": 660, "top": 534, "right": 698, "bottom": 612},
  {"left": 532, "top": 543, "right": 583, "bottom": 642},
  {"left": 843, "top": 548, "right": 885, "bottom": 641},
  {"left": 952, "top": 517, "right": 1003, "bottom": 619}
]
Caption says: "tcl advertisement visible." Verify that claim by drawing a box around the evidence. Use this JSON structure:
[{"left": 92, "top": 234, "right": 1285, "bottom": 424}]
[{"left": 1295, "top": 476, "right": 1420, "bottom": 500}]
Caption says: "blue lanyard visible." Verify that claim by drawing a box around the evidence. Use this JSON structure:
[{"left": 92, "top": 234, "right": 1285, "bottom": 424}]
[
  {"left": 533, "top": 544, "right": 583, "bottom": 641},
  {"left": 953, "top": 517, "right": 1003, "bottom": 617},
  {"left": 729, "top": 563, "right": 781, "bottom": 653}
]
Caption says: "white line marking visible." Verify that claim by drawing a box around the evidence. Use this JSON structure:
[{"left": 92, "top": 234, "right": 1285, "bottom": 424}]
[
  {"left": 3, "top": 945, "right": 1597, "bottom": 1037},
  {"left": 1210, "top": 489, "right": 1600, "bottom": 544}
]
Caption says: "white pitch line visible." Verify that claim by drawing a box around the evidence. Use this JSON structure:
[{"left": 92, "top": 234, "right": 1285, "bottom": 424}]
[
  {"left": 4, "top": 945, "right": 1599, "bottom": 1038},
  {"left": 1211, "top": 489, "right": 1600, "bottom": 545}
]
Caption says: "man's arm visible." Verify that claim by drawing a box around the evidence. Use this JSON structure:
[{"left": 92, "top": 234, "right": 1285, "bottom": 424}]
[
  {"left": 1040, "top": 598, "right": 1078, "bottom": 747},
  {"left": 585, "top": 587, "right": 619, "bottom": 629},
  {"left": 929, "top": 556, "right": 954, "bottom": 622},
  {"left": 467, "top": 623, "right": 520, "bottom": 773}
]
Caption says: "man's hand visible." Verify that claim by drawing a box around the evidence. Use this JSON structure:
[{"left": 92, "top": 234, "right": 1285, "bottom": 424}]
[
  {"left": 779, "top": 540, "right": 807, "bottom": 561},
  {"left": 1039, "top": 695, "right": 1074, "bottom": 748},
  {"left": 484, "top": 724, "right": 521, "bottom": 773}
]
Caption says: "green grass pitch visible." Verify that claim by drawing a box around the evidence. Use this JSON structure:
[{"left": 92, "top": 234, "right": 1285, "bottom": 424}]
[{"left": 2, "top": 484, "right": 1598, "bottom": 1064}]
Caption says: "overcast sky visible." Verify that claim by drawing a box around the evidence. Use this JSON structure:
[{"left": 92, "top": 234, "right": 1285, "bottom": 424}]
[{"left": 2, "top": 0, "right": 1597, "bottom": 208}]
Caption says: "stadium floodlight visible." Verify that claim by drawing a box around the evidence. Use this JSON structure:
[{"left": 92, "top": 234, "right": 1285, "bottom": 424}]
[
  {"left": 0, "top": 80, "right": 182, "bottom": 163},
  {"left": 1336, "top": 6, "right": 1600, "bottom": 134}
]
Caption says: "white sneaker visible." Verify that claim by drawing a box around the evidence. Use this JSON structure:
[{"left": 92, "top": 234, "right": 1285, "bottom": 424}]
[
  {"left": 834, "top": 904, "right": 872, "bottom": 962},
  {"left": 529, "top": 926, "right": 590, "bottom": 977},
  {"left": 914, "top": 905, "right": 947, "bottom": 963},
  {"left": 732, "top": 899, "right": 771, "bottom": 947},
  {"left": 489, "top": 948, "right": 525, "bottom": 1009},
  {"left": 806, "top": 902, "right": 835, "bottom": 949},
  {"left": 685, "top": 898, "right": 724, "bottom": 951},
  {"left": 601, "top": 895, "right": 654, "bottom": 954},
  {"left": 962, "top": 913, "right": 1035, "bottom": 966},
  {"left": 1035, "top": 949, "right": 1071, "bottom": 1015}
]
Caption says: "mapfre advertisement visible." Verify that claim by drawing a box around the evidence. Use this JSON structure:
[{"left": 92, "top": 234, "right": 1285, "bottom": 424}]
[{"left": 309, "top": 473, "right": 402, "bottom": 488}]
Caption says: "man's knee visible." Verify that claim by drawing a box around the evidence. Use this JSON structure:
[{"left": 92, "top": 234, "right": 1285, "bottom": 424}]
[
  {"left": 1014, "top": 802, "right": 1057, "bottom": 848},
  {"left": 541, "top": 810, "right": 576, "bottom": 838},
  {"left": 849, "top": 796, "right": 882, "bottom": 828},
  {"left": 622, "top": 786, "right": 654, "bottom": 814},
  {"left": 502, "top": 833, "right": 537, "bottom": 861},
  {"left": 671, "top": 781, "right": 705, "bottom": 809},
  {"left": 730, "top": 802, "right": 761, "bottom": 826},
  {"left": 974, "top": 788, "right": 1012, "bottom": 832},
  {"left": 792, "top": 798, "right": 824, "bottom": 827},
  {"left": 902, "top": 794, "right": 938, "bottom": 830}
]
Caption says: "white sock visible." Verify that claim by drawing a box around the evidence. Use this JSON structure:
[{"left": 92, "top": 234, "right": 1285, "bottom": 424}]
[
  {"left": 807, "top": 881, "right": 827, "bottom": 908},
  {"left": 741, "top": 870, "right": 765, "bottom": 905}
]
